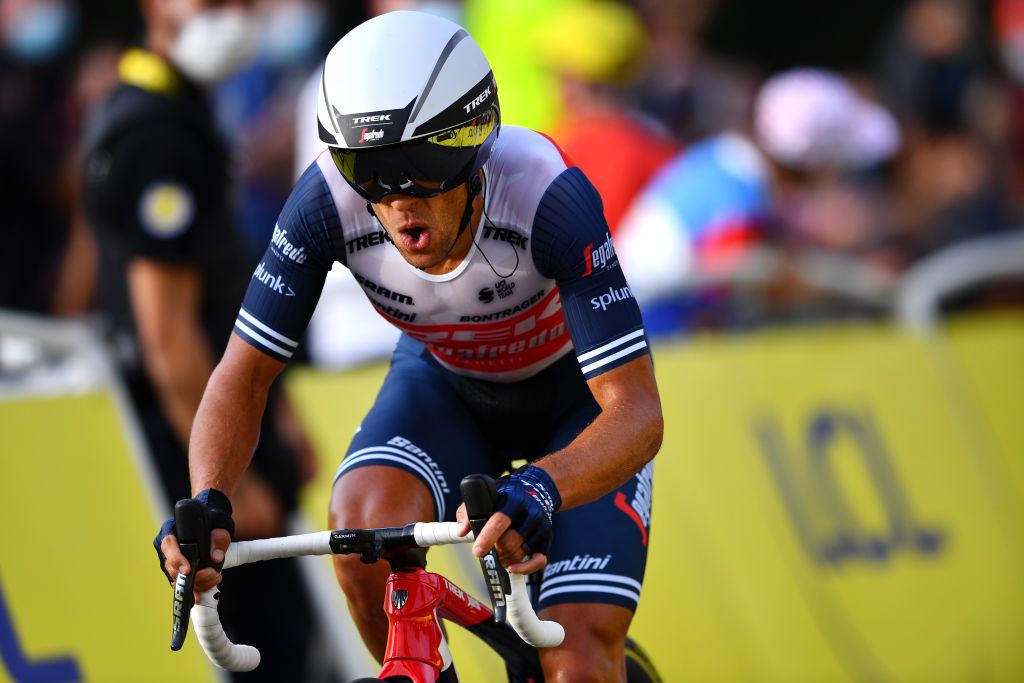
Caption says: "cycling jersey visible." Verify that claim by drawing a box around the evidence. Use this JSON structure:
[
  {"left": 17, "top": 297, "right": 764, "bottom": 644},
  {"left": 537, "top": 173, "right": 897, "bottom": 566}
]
[{"left": 235, "top": 126, "right": 650, "bottom": 382}]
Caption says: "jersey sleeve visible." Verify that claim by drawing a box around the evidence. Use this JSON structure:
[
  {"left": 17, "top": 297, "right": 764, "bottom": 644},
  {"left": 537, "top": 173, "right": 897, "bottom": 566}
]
[
  {"left": 89, "top": 121, "right": 219, "bottom": 262},
  {"left": 531, "top": 167, "right": 650, "bottom": 380},
  {"left": 233, "top": 163, "right": 340, "bottom": 362}
]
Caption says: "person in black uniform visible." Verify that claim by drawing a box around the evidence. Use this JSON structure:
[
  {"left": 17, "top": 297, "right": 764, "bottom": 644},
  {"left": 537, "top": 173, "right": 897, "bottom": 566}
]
[{"left": 80, "top": 2, "right": 313, "bottom": 679}]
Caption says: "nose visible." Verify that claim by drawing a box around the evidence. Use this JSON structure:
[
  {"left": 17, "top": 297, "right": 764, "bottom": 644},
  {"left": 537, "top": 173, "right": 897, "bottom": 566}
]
[{"left": 380, "top": 193, "right": 424, "bottom": 212}]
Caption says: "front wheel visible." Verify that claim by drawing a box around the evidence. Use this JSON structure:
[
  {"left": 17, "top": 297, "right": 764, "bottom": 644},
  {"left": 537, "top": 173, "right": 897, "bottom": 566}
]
[{"left": 625, "top": 637, "right": 663, "bottom": 683}]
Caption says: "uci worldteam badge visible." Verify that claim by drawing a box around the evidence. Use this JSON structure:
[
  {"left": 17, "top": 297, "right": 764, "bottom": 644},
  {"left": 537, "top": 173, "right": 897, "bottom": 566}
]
[{"left": 138, "top": 181, "right": 195, "bottom": 239}]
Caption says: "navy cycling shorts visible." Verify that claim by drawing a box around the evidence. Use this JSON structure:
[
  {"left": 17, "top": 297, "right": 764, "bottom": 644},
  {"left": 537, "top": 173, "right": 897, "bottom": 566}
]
[{"left": 333, "top": 334, "right": 653, "bottom": 612}]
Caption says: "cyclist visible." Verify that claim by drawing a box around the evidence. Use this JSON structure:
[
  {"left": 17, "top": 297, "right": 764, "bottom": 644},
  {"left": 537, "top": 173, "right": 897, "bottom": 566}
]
[{"left": 157, "top": 11, "right": 663, "bottom": 681}]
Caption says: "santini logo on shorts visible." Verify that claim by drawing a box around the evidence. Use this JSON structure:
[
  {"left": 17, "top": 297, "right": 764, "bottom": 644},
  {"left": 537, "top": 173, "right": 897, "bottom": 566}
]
[
  {"left": 581, "top": 232, "right": 616, "bottom": 277},
  {"left": 590, "top": 286, "right": 633, "bottom": 312}
]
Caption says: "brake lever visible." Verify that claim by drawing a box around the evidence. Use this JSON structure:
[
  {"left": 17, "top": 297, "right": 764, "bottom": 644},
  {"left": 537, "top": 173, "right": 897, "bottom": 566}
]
[
  {"left": 460, "top": 474, "right": 511, "bottom": 624},
  {"left": 170, "top": 498, "right": 209, "bottom": 651}
]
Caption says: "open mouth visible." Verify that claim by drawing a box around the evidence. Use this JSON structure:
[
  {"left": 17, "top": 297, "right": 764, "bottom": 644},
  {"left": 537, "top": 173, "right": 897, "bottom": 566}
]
[{"left": 398, "top": 223, "right": 431, "bottom": 251}]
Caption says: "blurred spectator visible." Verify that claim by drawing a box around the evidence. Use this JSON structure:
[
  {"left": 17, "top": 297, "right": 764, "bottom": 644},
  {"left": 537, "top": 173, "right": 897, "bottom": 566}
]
[
  {"left": 535, "top": 0, "right": 678, "bottom": 234},
  {"left": 0, "top": 0, "right": 83, "bottom": 314},
  {"left": 79, "top": 1, "right": 315, "bottom": 678},
  {"left": 217, "top": 0, "right": 335, "bottom": 264},
  {"left": 876, "top": 0, "right": 1016, "bottom": 263},
  {"left": 618, "top": 68, "right": 901, "bottom": 336},
  {"left": 630, "top": 0, "right": 753, "bottom": 143}
]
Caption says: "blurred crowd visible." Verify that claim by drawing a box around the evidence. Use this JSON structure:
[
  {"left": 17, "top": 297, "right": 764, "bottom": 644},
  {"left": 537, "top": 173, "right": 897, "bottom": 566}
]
[
  {"left": 0, "top": 1, "right": 1021, "bottom": 678},
  {"left": 3, "top": 0, "right": 1024, "bottom": 343}
]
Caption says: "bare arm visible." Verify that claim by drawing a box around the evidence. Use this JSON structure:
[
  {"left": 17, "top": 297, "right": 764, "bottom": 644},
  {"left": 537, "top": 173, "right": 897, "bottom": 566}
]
[
  {"left": 127, "top": 258, "right": 214, "bottom": 448},
  {"left": 535, "top": 354, "right": 663, "bottom": 510},
  {"left": 188, "top": 333, "right": 287, "bottom": 497},
  {"left": 468, "top": 354, "right": 663, "bottom": 571}
]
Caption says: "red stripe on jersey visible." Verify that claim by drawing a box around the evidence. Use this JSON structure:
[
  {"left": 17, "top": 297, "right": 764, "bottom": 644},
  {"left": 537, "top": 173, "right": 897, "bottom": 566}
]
[
  {"left": 535, "top": 131, "right": 576, "bottom": 168},
  {"left": 375, "top": 289, "right": 570, "bottom": 373}
]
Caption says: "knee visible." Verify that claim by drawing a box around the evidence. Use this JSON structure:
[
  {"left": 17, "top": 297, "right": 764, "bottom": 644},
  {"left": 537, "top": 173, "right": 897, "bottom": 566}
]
[{"left": 541, "top": 620, "right": 626, "bottom": 683}]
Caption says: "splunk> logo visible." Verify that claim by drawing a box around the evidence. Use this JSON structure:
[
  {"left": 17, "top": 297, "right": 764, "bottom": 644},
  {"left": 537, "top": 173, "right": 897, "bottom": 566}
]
[
  {"left": 754, "top": 408, "right": 944, "bottom": 566},
  {"left": 391, "top": 589, "right": 409, "bottom": 610}
]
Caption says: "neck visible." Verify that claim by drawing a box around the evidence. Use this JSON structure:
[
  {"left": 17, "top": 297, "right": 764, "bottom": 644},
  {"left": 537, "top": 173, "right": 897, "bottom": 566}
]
[{"left": 422, "top": 190, "right": 484, "bottom": 275}]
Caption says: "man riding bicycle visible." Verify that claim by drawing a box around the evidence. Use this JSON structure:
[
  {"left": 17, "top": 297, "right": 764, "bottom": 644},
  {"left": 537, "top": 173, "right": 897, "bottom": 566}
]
[{"left": 157, "top": 11, "right": 663, "bottom": 681}]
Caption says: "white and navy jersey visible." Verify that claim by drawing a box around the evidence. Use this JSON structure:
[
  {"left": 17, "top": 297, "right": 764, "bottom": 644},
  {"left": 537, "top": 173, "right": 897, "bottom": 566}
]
[{"left": 234, "top": 126, "right": 649, "bottom": 383}]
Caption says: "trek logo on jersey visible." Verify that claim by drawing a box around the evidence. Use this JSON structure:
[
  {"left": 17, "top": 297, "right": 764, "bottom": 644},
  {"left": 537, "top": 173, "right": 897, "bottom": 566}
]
[
  {"left": 253, "top": 261, "right": 295, "bottom": 296},
  {"left": 353, "top": 272, "right": 414, "bottom": 305},
  {"left": 590, "top": 285, "right": 633, "bottom": 312},
  {"left": 581, "top": 232, "right": 616, "bottom": 277},
  {"left": 359, "top": 128, "right": 385, "bottom": 143},
  {"left": 482, "top": 225, "right": 528, "bottom": 249},
  {"left": 463, "top": 84, "right": 492, "bottom": 113},
  {"left": 351, "top": 114, "right": 391, "bottom": 125},
  {"left": 346, "top": 229, "right": 394, "bottom": 254},
  {"left": 271, "top": 225, "right": 306, "bottom": 263}
]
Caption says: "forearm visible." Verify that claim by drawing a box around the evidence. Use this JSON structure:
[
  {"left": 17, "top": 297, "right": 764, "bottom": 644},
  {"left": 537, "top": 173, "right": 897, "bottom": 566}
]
[
  {"left": 537, "top": 359, "right": 663, "bottom": 510},
  {"left": 145, "top": 328, "right": 215, "bottom": 449},
  {"left": 188, "top": 355, "right": 271, "bottom": 497}
]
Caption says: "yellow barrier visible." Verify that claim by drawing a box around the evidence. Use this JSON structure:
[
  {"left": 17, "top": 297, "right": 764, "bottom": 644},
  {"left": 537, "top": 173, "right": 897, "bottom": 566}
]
[
  {"left": 0, "top": 392, "right": 214, "bottom": 683},
  {"left": 287, "top": 314, "right": 1024, "bottom": 682}
]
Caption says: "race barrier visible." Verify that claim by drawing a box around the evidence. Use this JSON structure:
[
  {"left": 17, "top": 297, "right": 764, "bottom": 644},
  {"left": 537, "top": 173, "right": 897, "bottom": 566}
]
[
  {"left": 2, "top": 311, "right": 1022, "bottom": 681},
  {"left": 287, "top": 312, "right": 1024, "bottom": 682},
  {"left": 0, "top": 314, "right": 216, "bottom": 683}
]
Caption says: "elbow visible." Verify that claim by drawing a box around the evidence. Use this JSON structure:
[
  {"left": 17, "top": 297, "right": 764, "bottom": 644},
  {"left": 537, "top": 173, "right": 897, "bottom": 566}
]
[{"left": 645, "top": 409, "right": 664, "bottom": 463}]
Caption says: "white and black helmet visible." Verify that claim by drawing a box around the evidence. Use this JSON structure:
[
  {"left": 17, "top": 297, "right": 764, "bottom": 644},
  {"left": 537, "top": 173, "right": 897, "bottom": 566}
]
[{"left": 318, "top": 11, "right": 500, "bottom": 202}]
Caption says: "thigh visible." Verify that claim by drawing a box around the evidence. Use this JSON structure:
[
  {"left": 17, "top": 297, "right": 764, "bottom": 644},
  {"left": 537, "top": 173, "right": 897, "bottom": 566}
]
[
  {"left": 540, "top": 461, "right": 654, "bottom": 613},
  {"left": 333, "top": 338, "right": 503, "bottom": 523}
]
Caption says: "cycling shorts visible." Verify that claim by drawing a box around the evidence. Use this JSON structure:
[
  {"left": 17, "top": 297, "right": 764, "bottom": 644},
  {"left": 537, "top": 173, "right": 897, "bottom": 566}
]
[{"left": 333, "top": 334, "right": 653, "bottom": 612}]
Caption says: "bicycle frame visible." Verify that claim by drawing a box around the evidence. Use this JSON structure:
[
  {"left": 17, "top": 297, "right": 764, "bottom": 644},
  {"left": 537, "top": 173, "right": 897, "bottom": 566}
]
[{"left": 379, "top": 566, "right": 535, "bottom": 683}]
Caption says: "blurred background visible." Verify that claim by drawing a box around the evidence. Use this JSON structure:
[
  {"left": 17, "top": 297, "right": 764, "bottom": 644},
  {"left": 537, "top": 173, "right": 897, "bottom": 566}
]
[{"left": 1, "top": 0, "right": 1022, "bottom": 681}]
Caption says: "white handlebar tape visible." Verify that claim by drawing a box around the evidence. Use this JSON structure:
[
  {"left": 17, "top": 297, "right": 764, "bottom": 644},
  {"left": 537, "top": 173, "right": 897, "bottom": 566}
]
[
  {"left": 506, "top": 573, "right": 565, "bottom": 648},
  {"left": 192, "top": 589, "right": 261, "bottom": 672},
  {"left": 413, "top": 522, "right": 474, "bottom": 546},
  {"left": 223, "top": 531, "right": 333, "bottom": 569}
]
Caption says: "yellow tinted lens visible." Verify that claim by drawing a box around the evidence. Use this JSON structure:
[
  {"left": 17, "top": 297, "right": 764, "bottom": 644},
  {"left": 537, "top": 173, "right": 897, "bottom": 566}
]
[
  {"left": 428, "top": 109, "right": 497, "bottom": 149},
  {"left": 330, "top": 148, "right": 358, "bottom": 183}
]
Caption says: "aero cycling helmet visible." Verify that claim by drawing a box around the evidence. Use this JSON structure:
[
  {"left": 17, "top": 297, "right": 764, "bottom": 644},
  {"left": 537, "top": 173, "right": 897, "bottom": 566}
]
[{"left": 318, "top": 11, "right": 500, "bottom": 203}]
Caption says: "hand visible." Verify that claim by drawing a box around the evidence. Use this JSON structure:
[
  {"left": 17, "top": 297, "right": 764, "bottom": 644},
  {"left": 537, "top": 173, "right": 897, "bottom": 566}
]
[
  {"left": 153, "top": 489, "right": 235, "bottom": 598},
  {"left": 460, "top": 465, "right": 561, "bottom": 575}
]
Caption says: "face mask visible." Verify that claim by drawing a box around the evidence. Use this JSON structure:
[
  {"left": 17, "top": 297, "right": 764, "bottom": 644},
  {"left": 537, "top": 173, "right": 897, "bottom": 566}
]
[
  {"left": 261, "top": 2, "right": 325, "bottom": 66},
  {"left": 2, "top": 0, "right": 77, "bottom": 64},
  {"left": 170, "top": 9, "right": 260, "bottom": 85}
]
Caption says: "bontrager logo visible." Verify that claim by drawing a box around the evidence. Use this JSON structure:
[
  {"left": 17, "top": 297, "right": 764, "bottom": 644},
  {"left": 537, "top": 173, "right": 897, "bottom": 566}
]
[
  {"left": 352, "top": 114, "right": 391, "bottom": 125},
  {"left": 590, "top": 285, "right": 633, "bottom": 312},
  {"left": 463, "top": 84, "right": 492, "bottom": 113},
  {"left": 459, "top": 289, "right": 545, "bottom": 322},
  {"left": 271, "top": 225, "right": 306, "bottom": 263},
  {"left": 253, "top": 261, "right": 295, "bottom": 296},
  {"left": 359, "top": 128, "right": 384, "bottom": 143}
]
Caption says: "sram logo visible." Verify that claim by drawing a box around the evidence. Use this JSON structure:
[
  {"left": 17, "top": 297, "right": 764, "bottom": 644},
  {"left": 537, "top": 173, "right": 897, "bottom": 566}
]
[{"left": 351, "top": 114, "right": 391, "bottom": 125}]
